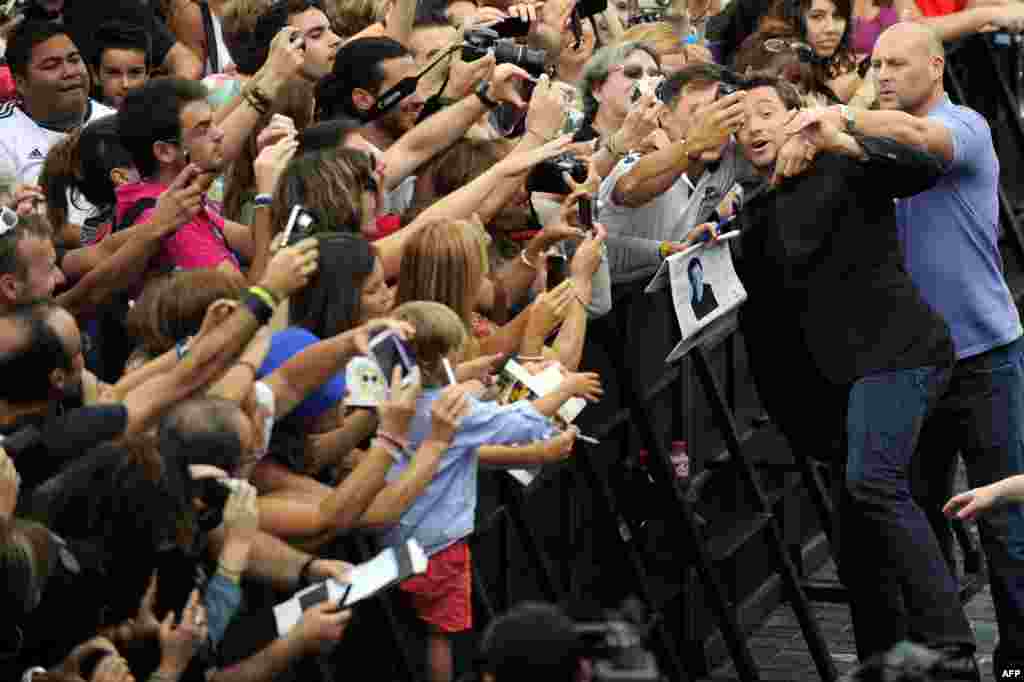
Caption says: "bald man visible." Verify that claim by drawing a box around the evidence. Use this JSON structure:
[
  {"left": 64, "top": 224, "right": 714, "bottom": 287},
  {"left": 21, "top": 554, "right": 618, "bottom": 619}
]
[{"left": 786, "top": 20, "right": 1024, "bottom": 678}]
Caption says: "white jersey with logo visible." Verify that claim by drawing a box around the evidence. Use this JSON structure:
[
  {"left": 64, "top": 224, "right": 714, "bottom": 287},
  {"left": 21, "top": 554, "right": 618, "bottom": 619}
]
[{"left": 0, "top": 99, "right": 116, "bottom": 227}]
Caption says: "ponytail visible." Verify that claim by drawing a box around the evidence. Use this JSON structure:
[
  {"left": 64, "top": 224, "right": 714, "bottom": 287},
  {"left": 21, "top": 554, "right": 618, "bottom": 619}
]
[{"left": 39, "top": 127, "right": 84, "bottom": 231}]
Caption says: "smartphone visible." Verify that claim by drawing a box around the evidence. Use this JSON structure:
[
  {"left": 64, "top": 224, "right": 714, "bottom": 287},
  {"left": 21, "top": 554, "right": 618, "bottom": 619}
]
[
  {"left": 717, "top": 81, "right": 738, "bottom": 99},
  {"left": 290, "top": 30, "right": 306, "bottom": 50},
  {"left": 442, "top": 358, "right": 457, "bottom": 386},
  {"left": 488, "top": 15, "right": 530, "bottom": 37},
  {"left": 368, "top": 330, "right": 417, "bottom": 386},
  {"left": 578, "top": 195, "right": 594, "bottom": 233},
  {"left": 282, "top": 205, "right": 317, "bottom": 246}
]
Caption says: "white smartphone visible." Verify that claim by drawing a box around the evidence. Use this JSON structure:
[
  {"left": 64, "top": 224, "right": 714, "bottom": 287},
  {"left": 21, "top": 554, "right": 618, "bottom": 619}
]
[
  {"left": 441, "top": 358, "right": 457, "bottom": 386},
  {"left": 281, "top": 205, "right": 316, "bottom": 247}
]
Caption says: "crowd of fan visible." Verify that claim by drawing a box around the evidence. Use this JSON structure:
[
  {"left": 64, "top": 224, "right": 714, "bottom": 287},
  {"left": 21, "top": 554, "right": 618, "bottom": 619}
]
[{"left": 0, "top": 0, "right": 1023, "bottom": 679}]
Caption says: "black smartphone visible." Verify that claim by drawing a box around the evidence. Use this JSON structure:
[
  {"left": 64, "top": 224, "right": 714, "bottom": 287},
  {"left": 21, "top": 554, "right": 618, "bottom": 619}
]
[
  {"left": 290, "top": 30, "right": 305, "bottom": 50},
  {"left": 299, "top": 583, "right": 329, "bottom": 612},
  {"left": 489, "top": 15, "right": 530, "bottom": 37},
  {"left": 717, "top": 82, "right": 738, "bottom": 99},
  {"left": 547, "top": 252, "right": 569, "bottom": 290},
  {"left": 578, "top": 195, "right": 594, "bottom": 231}
]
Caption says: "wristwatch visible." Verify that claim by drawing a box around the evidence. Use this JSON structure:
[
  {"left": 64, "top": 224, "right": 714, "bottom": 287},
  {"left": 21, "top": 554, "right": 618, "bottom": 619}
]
[
  {"left": 839, "top": 104, "right": 856, "bottom": 133},
  {"left": 475, "top": 81, "right": 499, "bottom": 109}
]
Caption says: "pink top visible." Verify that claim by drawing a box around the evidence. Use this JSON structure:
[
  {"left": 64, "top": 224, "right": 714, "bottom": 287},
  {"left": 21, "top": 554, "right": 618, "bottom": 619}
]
[
  {"left": 115, "top": 180, "right": 240, "bottom": 272},
  {"left": 851, "top": 6, "right": 899, "bottom": 55}
]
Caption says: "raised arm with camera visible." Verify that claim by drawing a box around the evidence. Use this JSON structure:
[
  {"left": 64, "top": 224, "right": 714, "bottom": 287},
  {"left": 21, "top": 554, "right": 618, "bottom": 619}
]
[
  {"left": 376, "top": 133, "right": 575, "bottom": 278},
  {"left": 589, "top": 91, "right": 668, "bottom": 180},
  {"left": 214, "top": 27, "right": 306, "bottom": 164},
  {"left": 378, "top": 59, "right": 531, "bottom": 192},
  {"left": 247, "top": 133, "right": 300, "bottom": 286}
]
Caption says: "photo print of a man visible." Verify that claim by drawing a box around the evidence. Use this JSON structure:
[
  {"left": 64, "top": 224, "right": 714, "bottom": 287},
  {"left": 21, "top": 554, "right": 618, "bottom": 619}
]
[{"left": 688, "top": 257, "right": 719, "bottom": 320}]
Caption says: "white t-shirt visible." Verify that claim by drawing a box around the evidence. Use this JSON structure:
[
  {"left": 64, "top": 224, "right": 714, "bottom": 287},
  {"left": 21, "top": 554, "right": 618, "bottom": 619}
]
[
  {"left": 0, "top": 99, "right": 116, "bottom": 227},
  {"left": 597, "top": 152, "right": 693, "bottom": 242}
]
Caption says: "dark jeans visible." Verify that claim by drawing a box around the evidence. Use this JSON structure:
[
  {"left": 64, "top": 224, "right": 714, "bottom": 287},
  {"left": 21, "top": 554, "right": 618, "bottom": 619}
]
[
  {"left": 838, "top": 365, "right": 976, "bottom": 660},
  {"left": 912, "top": 335, "right": 1024, "bottom": 674}
]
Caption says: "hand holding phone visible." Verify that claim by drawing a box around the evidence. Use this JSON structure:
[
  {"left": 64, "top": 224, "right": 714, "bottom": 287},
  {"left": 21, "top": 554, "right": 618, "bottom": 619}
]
[
  {"left": 369, "top": 330, "right": 418, "bottom": 387},
  {"left": 577, "top": 195, "right": 594, "bottom": 234}
]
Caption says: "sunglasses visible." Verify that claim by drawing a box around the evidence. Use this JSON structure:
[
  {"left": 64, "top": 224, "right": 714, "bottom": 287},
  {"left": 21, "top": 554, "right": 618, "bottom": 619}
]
[{"left": 762, "top": 38, "right": 816, "bottom": 63}]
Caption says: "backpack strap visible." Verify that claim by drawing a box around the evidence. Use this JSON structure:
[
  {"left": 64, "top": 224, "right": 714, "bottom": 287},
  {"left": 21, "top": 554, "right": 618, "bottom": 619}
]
[{"left": 112, "top": 197, "right": 158, "bottom": 234}]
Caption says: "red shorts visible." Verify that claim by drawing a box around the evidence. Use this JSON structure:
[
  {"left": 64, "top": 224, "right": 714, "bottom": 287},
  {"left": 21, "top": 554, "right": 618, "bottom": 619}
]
[{"left": 400, "top": 541, "right": 472, "bottom": 633}]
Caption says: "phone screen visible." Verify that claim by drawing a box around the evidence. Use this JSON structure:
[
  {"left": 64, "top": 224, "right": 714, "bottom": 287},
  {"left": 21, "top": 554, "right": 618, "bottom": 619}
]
[
  {"left": 299, "top": 583, "right": 329, "bottom": 612},
  {"left": 370, "top": 333, "right": 415, "bottom": 383}
]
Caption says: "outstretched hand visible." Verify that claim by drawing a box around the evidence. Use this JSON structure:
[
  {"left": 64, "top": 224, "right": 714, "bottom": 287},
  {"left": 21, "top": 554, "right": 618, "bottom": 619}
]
[{"left": 944, "top": 485, "right": 999, "bottom": 522}]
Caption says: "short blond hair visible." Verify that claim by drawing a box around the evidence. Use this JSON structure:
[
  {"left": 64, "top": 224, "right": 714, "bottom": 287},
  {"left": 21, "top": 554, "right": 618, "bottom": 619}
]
[
  {"left": 391, "top": 301, "right": 468, "bottom": 386},
  {"left": 621, "top": 22, "right": 686, "bottom": 57}
]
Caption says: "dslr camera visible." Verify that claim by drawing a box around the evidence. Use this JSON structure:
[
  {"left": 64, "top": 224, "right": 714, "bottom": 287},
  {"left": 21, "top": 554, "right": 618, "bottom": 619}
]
[
  {"left": 462, "top": 28, "right": 548, "bottom": 77},
  {"left": 526, "top": 152, "right": 588, "bottom": 195}
]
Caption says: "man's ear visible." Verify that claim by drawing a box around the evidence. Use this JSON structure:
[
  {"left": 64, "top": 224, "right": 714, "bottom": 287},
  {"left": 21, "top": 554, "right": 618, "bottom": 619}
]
[
  {"left": 50, "top": 367, "right": 67, "bottom": 393},
  {"left": 352, "top": 88, "right": 376, "bottom": 114},
  {"left": 109, "top": 167, "right": 134, "bottom": 187},
  {"left": 0, "top": 272, "right": 20, "bottom": 306},
  {"left": 930, "top": 54, "right": 945, "bottom": 82}
]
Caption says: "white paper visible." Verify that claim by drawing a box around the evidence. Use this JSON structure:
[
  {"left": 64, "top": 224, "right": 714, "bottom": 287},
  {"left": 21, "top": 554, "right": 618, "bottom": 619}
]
[
  {"left": 503, "top": 360, "right": 586, "bottom": 423},
  {"left": 273, "top": 540, "right": 428, "bottom": 636},
  {"left": 506, "top": 468, "right": 538, "bottom": 486},
  {"left": 665, "top": 240, "right": 747, "bottom": 364}
]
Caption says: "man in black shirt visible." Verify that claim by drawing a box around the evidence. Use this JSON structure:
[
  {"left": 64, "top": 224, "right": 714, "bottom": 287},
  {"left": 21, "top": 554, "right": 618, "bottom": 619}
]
[
  {"left": 732, "top": 75, "right": 978, "bottom": 675},
  {"left": 0, "top": 304, "right": 127, "bottom": 505}
]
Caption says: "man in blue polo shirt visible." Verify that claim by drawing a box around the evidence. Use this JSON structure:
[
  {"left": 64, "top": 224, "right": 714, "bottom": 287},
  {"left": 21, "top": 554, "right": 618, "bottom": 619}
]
[{"left": 786, "top": 21, "right": 1024, "bottom": 678}]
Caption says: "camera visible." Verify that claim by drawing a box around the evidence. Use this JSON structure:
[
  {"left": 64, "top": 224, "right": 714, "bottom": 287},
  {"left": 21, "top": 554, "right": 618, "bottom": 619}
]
[
  {"left": 574, "top": 599, "right": 662, "bottom": 682},
  {"left": 526, "top": 153, "right": 588, "bottom": 195},
  {"left": 716, "top": 69, "right": 746, "bottom": 99},
  {"left": 462, "top": 28, "right": 548, "bottom": 77},
  {"left": 631, "top": 78, "right": 670, "bottom": 104},
  {"left": 487, "top": 16, "right": 531, "bottom": 38},
  {"left": 282, "top": 205, "right": 317, "bottom": 246}
]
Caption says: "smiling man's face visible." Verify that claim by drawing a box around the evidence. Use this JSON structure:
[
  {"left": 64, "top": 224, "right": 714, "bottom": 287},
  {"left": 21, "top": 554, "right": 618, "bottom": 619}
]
[{"left": 16, "top": 33, "right": 90, "bottom": 120}]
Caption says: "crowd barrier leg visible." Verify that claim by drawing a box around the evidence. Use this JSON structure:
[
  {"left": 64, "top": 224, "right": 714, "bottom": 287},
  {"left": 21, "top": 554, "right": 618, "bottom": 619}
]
[
  {"left": 690, "top": 346, "right": 837, "bottom": 682},
  {"left": 576, "top": 313, "right": 837, "bottom": 682}
]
